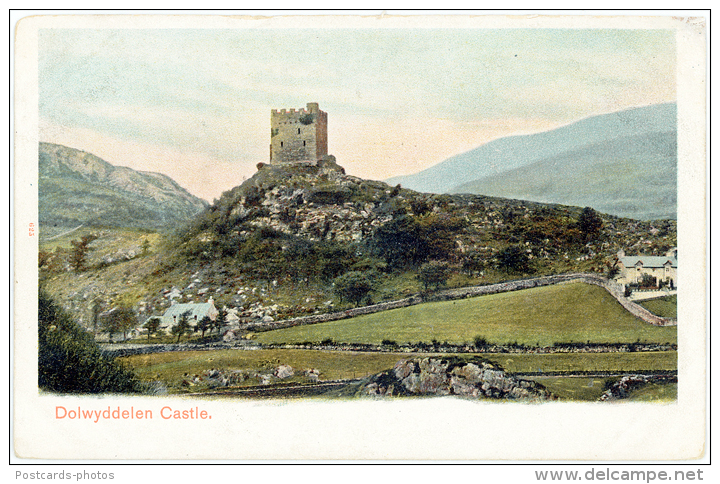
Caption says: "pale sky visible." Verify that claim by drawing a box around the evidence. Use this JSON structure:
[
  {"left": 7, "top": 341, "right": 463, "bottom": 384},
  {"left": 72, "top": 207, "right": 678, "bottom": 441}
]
[{"left": 38, "top": 26, "right": 676, "bottom": 201}]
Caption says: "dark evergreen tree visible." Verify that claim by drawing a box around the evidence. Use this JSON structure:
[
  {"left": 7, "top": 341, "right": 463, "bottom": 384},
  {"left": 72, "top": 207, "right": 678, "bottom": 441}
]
[
  {"left": 578, "top": 207, "right": 603, "bottom": 241},
  {"left": 417, "top": 261, "right": 452, "bottom": 291}
]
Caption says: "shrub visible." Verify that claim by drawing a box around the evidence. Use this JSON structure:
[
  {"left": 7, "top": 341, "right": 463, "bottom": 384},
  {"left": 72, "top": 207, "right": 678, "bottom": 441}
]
[
  {"left": 496, "top": 245, "right": 531, "bottom": 274},
  {"left": 333, "top": 271, "right": 375, "bottom": 307},
  {"left": 38, "top": 290, "right": 141, "bottom": 394},
  {"left": 473, "top": 336, "right": 489, "bottom": 348}
]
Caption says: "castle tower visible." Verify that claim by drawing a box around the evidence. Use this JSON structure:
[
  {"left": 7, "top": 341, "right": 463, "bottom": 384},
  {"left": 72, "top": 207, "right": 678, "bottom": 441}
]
[{"left": 270, "top": 102, "right": 328, "bottom": 163}]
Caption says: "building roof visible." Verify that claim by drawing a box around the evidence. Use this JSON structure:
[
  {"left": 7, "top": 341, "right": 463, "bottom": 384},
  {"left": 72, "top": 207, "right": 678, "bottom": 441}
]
[
  {"left": 161, "top": 301, "right": 217, "bottom": 327},
  {"left": 620, "top": 255, "right": 677, "bottom": 268}
]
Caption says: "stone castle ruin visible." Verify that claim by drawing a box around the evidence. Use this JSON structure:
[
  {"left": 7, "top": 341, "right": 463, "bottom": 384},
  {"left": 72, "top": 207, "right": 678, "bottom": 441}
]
[{"left": 270, "top": 102, "right": 328, "bottom": 164}]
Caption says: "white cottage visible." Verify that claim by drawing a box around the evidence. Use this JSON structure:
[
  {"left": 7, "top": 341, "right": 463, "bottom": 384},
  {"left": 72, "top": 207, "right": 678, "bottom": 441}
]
[{"left": 160, "top": 297, "right": 219, "bottom": 330}]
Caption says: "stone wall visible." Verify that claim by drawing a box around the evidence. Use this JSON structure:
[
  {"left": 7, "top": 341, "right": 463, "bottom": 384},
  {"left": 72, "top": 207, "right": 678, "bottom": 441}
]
[
  {"left": 250, "top": 272, "right": 676, "bottom": 333},
  {"left": 425, "top": 273, "right": 675, "bottom": 326},
  {"left": 247, "top": 295, "right": 424, "bottom": 332}
]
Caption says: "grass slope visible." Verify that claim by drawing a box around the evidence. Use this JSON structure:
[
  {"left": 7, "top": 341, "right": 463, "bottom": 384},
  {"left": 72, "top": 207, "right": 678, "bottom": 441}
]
[
  {"left": 639, "top": 295, "right": 677, "bottom": 319},
  {"left": 625, "top": 382, "right": 677, "bottom": 402},
  {"left": 254, "top": 282, "right": 678, "bottom": 347},
  {"left": 482, "top": 351, "right": 676, "bottom": 374}
]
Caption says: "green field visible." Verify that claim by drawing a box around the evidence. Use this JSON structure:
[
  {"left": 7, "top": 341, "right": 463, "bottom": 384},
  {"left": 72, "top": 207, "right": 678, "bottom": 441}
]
[
  {"left": 122, "top": 349, "right": 408, "bottom": 385},
  {"left": 121, "top": 348, "right": 676, "bottom": 398},
  {"left": 639, "top": 295, "right": 677, "bottom": 319},
  {"left": 529, "top": 377, "right": 676, "bottom": 403},
  {"left": 254, "top": 283, "right": 678, "bottom": 347},
  {"left": 480, "top": 351, "right": 676, "bottom": 374}
]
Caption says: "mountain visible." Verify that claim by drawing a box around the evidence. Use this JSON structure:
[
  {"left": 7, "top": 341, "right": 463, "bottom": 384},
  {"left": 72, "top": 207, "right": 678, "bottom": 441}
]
[
  {"left": 39, "top": 142, "right": 208, "bottom": 234},
  {"left": 450, "top": 131, "right": 676, "bottom": 220},
  {"left": 386, "top": 103, "right": 676, "bottom": 219}
]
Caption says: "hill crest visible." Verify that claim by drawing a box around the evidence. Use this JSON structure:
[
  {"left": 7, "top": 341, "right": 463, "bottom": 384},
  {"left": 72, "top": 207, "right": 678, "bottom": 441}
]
[{"left": 39, "top": 142, "right": 208, "bottom": 235}]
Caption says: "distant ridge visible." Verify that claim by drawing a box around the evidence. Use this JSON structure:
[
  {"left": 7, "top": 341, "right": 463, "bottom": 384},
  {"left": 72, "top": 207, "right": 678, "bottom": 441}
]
[
  {"left": 39, "top": 142, "right": 208, "bottom": 234},
  {"left": 387, "top": 103, "right": 676, "bottom": 220},
  {"left": 450, "top": 131, "right": 676, "bottom": 220}
]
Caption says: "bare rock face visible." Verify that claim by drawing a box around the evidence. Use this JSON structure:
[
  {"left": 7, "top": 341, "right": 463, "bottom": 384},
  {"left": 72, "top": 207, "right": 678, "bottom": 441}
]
[{"left": 362, "top": 357, "right": 556, "bottom": 402}]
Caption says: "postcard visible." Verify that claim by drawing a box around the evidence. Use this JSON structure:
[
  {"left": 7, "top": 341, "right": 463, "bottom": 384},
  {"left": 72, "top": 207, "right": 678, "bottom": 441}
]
[{"left": 13, "top": 12, "right": 707, "bottom": 461}]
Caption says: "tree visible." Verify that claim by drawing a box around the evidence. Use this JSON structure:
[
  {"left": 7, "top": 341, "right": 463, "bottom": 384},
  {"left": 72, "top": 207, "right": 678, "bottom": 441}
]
[
  {"left": 578, "top": 207, "right": 603, "bottom": 241},
  {"left": 38, "top": 250, "right": 52, "bottom": 269},
  {"left": 102, "top": 307, "right": 137, "bottom": 342},
  {"left": 606, "top": 263, "right": 620, "bottom": 280},
  {"left": 369, "top": 215, "right": 428, "bottom": 268},
  {"left": 639, "top": 273, "right": 657, "bottom": 289},
  {"left": 171, "top": 311, "right": 192, "bottom": 343},
  {"left": 143, "top": 317, "right": 161, "bottom": 341},
  {"left": 497, "top": 246, "right": 530, "bottom": 274},
  {"left": 195, "top": 316, "right": 212, "bottom": 338},
  {"left": 213, "top": 308, "right": 228, "bottom": 334},
  {"left": 38, "top": 290, "right": 140, "bottom": 393},
  {"left": 417, "top": 261, "right": 451, "bottom": 291},
  {"left": 333, "top": 271, "right": 375, "bottom": 307},
  {"left": 140, "top": 238, "right": 151, "bottom": 255},
  {"left": 69, "top": 234, "right": 98, "bottom": 272}
]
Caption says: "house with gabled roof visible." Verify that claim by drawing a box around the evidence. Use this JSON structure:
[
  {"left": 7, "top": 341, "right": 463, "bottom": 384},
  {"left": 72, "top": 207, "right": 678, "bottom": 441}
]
[
  {"left": 616, "top": 248, "right": 677, "bottom": 287},
  {"left": 160, "top": 297, "right": 218, "bottom": 330}
]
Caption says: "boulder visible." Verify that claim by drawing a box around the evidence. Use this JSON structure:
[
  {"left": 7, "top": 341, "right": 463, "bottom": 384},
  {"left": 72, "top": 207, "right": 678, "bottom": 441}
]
[{"left": 275, "top": 365, "right": 294, "bottom": 379}]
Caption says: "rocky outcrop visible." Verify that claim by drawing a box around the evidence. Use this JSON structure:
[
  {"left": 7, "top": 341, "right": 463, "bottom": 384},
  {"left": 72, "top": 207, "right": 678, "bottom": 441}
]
[{"left": 358, "top": 357, "right": 556, "bottom": 401}]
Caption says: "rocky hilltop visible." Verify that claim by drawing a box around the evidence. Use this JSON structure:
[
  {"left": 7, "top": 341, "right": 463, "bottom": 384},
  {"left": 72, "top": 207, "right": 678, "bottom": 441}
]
[
  {"left": 41, "top": 156, "right": 676, "bottom": 331},
  {"left": 39, "top": 142, "right": 208, "bottom": 235}
]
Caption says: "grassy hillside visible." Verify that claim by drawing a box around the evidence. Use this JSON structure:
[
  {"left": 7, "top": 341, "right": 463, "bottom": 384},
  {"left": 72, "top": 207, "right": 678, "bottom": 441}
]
[
  {"left": 253, "top": 283, "right": 677, "bottom": 347},
  {"left": 639, "top": 295, "right": 677, "bottom": 319},
  {"left": 122, "top": 349, "right": 409, "bottom": 388},
  {"left": 450, "top": 131, "right": 676, "bottom": 220}
]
